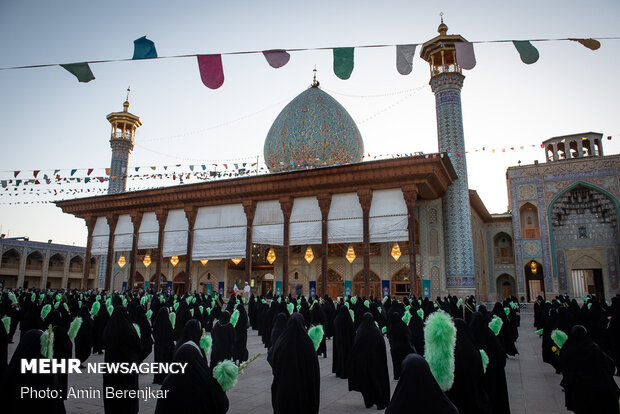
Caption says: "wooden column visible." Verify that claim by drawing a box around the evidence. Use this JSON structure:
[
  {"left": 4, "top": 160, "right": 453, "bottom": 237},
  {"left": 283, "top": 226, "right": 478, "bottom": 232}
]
[
  {"left": 317, "top": 193, "right": 331, "bottom": 297},
  {"left": 155, "top": 209, "right": 168, "bottom": 291},
  {"left": 280, "top": 197, "right": 293, "bottom": 297},
  {"left": 82, "top": 216, "right": 96, "bottom": 290},
  {"left": 242, "top": 200, "right": 257, "bottom": 285},
  {"left": 184, "top": 206, "right": 197, "bottom": 294},
  {"left": 128, "top": 212, "right": 143, "bottom": 292},
  {"left": 357, "top": 189, "right": 373, "bottom": 298},
  {"left": 403, "top": 185, "right": 419, "bottom": 296},
  {"left": 104, "top": 214, "right": 119, "bottom": 291}
]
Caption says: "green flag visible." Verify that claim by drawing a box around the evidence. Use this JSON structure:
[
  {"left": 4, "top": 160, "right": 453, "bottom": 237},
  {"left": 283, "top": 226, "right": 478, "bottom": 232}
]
[
  {"left": 60, "top": 63, "right": 95, "bottom": 83},
  {"left": 333, "top": 47, "right": 354, "bottom": 80}
]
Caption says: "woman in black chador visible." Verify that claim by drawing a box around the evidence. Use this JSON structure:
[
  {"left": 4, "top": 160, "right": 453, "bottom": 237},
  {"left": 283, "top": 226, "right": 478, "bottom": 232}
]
[
  {"left": 103, "top": 307, "right": 142, "bottom": 414},
  {"left": 269, "top": 313, "right": 320, "bottom": 414},
  {"left": 387, "top": 311, "right": 416, "bottom": 380},
  {"left": 175, "top": 319, "right": 202, "bottom": 356},
  {"left": 492, "top": 302, "right": 518, "bottom": 356},
  {"left": 211, "top": 310, "right": 235, "bottom": 367},
  {"left": 332, "top": 305, "right": 355, "bottom": 379},
  {"left": 310, "top": 303, "right": 327, "bottom": 358},
  {"left": 0, "top": 329, "right": 66, "bottom": 413},
  {"left": 560, "top": 325, "right": 620, "bottom": 414},
  {"left": 470, "top": 311, "right": 510, "bottom": 414},
  {"left": 152, "top": 307, "right": 175, "bottom": 385},
  {"left": 347, "top": 312, "right": 390, "bottom": 410},
  {"left": 386, "top": 354, "right": 458, "bottom": 414},
  {"left": 155, "top": 341, "right": 229, "bottom": 414},
  {"left": 74, "top": 306, "right": 93, "bottom": 366},
  {"left": 446, "top": 318, "right": 491, "bottom": 414},
  {"left": 131, "top": 304, "right": 153, "bottom": 363},
  {"left": 232, "top": 303, "right": 249, "bottom": 364}
]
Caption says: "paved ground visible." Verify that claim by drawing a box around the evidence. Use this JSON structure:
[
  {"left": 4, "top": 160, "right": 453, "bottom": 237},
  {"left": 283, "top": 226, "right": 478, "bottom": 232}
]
[{"left": 9, "top": 307, "right": 610, "bottom": 413}]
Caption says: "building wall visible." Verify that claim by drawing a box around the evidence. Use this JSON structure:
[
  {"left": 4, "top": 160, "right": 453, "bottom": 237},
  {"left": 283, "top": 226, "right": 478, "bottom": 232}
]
[{"left": 507, "top": 154, "right": 620, "bottom": 300}]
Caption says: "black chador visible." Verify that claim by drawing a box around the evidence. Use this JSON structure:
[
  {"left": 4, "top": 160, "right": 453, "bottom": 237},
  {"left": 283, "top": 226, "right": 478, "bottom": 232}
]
[
  {"left": 332, "top": 305, "right": 355, "bottom": 379},
  {"left": 45, "top": 310, "right": 73, "bottom": 401},
  {"left": 155, "top": 342, "right": 229, "bottom": 414},
  {"left": 0, "top": 329, "right": 66, "bottom": 413},
  {"left": 347, "top": 312, "right": 390, "bottom": 410},
  {"left": 560, "top": 325, "right": 620, "bottom": 414},
  {"left": 152, "top": 307, "right": 175, "bottom": 385},
  {"left": 74, "top": 306, "right": 93, "bottom": 364},
  {"left": 130, "top": 304, "right": 153, "bottom": 363},
  {"left": 233, "top": 303, "right": 249, "bottom": 364},
  {"left": 386, "top": 354, "right": 458, "bottom": 414},
  {"left": 387, "top": 311, "right": 416, "bottom": 380},
  {"left": 210, "top": 310, "right": 235, "bottom": 367},
  {"left": 92, "top": 300, "right": 109, "bottom": 354},
  {"left": 269, "top": 313, "right": 320, "bottom": 414},
  {"left": 470, "top": 312, "right": 510, "bottom": 414},
  {"left": 175, "top": 319, "right": 202, "bottom": 356},
  {"left": 267, "top": 312, "right": 288, "bottom": 366},
  {"left": 445, "top": 318, "right": 491, "bottom": 414},
  {"left": 102, "top": 307, "right": 142, "bottom": 414},
  {"left": 310, "top": 303, "right": 327, "bottom": 358}
]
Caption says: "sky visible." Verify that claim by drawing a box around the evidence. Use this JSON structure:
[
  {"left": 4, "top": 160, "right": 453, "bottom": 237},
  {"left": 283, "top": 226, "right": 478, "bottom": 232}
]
[{"left": 0, "top": 0, "right": 619, "bottom": 246}]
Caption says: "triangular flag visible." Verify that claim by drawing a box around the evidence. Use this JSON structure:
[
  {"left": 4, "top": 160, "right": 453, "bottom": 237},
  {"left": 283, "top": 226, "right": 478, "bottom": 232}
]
[
  {"left": 333, "top": 47, "right": 354, "bottom": 80},
  {"left": 105, "top": 168, "right": 111, "bottom": 175},
  {"left": 132, "top": 36, "right": 157, "bottom": 59},
  {"left": 87, "top": 169, "right": 93, "bottom": 175},
  {"left": 70, "top": 169, "right": 77, "bottom": 176},
  {"left": 396, "top": 44, "right": 417, "bottom": 75},
  {"left": 53, "top": 169, "right": 60, "bottom": 175},
  {"left": 513, "top": 40, "right": 539, "bottom": 64},
  {"left": 14, "top": 171, "right": 20, "bottom": 178},
  {"left": 33, "top": 170, "right": 40, "bottom": 178},
  {"left": 197, "top": 55, "right": 224, "bottom": 89},
  {"left": 60, "top": 63, "right": 95, "bottom": 83},
  {"left": 455, "top": 42, "right": 476, "bottom": 70},
  {"left": 569, "top": 38, "right": 601, "bottom": 51},
  {"left": 262, "top": 50, "right": 290, "bottom": 68}
]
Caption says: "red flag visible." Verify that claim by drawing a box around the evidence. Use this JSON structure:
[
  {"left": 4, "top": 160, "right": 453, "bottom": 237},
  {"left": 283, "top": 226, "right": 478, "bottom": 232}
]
[
  {"left": 87, "top": 168, "right": 94, "bottom": 175},
  {"left": 197, "top": 55, "right": 224, "bottom": 89},
  {"left": 33, "top": 170, "right": 40, "bottom": 178}
]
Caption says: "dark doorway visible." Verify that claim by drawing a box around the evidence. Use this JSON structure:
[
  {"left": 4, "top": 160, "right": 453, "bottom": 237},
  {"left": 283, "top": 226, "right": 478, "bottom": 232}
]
[{"left": 524, "top": 260, "right": 545, "bottom": 302}]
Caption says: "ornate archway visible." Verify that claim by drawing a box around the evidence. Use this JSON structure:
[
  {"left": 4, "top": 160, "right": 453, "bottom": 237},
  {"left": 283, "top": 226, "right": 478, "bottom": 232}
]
[
  {"left": 317, "top": 269, "right": 344, "bottom": 298},
  {"left": 353, "top": 270, "right": 380, "bottom": 298}
]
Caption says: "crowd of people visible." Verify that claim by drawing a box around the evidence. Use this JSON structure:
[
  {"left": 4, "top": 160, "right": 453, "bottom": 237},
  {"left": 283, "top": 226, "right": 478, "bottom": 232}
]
[{"left": 0, "top": 287, "right": 618, "bottom": 413}]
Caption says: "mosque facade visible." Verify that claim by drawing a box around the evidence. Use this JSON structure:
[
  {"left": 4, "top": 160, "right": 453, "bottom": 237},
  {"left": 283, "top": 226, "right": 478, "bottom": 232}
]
[{"left": 46, "top": 24, "right": 620, "bottom": 302}]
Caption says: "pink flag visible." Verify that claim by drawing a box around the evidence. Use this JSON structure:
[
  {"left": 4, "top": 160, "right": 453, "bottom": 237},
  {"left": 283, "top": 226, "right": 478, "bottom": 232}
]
[
  {"left": 197, "top": 55, "right": 224, "bottom": 89},
  {"left": 262, "top": 50, "right": 290, "bottom": 68},
  {"left": 455, "top": 42, "right": 476, "bottom": 70}
]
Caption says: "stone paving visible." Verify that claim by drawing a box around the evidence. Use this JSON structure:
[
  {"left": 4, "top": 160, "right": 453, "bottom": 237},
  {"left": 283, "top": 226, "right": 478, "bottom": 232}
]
[{"left": 9, "top": 307, "right": 616, "bottom": 413}]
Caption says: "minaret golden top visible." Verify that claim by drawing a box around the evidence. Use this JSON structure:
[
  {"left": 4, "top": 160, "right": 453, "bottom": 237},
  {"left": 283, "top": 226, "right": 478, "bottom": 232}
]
[{"left": 438, "top": 12, "right": 448, "bottom": 35}]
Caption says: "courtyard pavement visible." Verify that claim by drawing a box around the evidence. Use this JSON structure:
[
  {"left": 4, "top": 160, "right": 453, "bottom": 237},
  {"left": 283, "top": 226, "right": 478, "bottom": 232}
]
[{"left": 8, "top": 307, "right": 611, "bottom": 413}]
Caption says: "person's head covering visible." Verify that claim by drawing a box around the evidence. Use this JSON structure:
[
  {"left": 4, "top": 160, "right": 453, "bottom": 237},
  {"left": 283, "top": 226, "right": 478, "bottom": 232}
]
[
  {"left": 386, "top": 354, "right": 458, "bottom": 414},
  {"left": 175, "top": 319, "right": 202, "bottom": 353},
  {"left": 218, "top": 310, "right": 231, "bottom": 325},
  {"left": 155, "top": 342, "right": 228, "bottom": 413}
]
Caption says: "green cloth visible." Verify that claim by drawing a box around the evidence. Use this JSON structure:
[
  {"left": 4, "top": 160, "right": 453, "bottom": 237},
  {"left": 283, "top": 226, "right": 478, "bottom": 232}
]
[
  {"left": 60, "top": 63, "right": 95, "bottom": 83},
  {"left": 333, "top": 47, "right": 354, "bottom": 80},
  {"left": 513, "top": 41, "right": 539, "bottom": 64}
]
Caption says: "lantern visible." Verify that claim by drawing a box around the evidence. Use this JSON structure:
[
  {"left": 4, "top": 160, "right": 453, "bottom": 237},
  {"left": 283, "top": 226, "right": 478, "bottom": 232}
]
[
  {"left": 231, "top": 258, "right": 242, "bottom": 265},
  {"left": 200, "top": 259, "right": 208, "bottom": 266},
  {"left": 266, "top": 247, "right": 276, "bottom": 264},
  {"left": 170, "top": 256, "right": 179, "bottom": 267},
  {"left": 142, "top": 254, "right": 151, "bottom": 268},
  {"left": 391, "top": 242, "right": 402, "bottom": 261},
  {"left": 346, "top": 245, "right": 356, "bottom": 263},
  {"left": 304, "top": 246, "right": 314, "bottom": 264},
  {"left": 117, "top": 255, "right": 126, "bottom": 268}
]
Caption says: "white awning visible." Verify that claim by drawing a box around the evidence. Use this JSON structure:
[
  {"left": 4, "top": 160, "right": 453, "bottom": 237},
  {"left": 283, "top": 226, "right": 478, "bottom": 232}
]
[
  {"left": 138, "top": 212, "right": 159, "bottom": 250},
  {"left": 163, "top": 209, "right": 188, "bottom": 257},
  {"left": 290, "top": 196, "right": 322, "bottom": 245},
  {"left": 328, "top": 193, "right": 363, "bottom": 243},
  {"left": 369, "top": 188, "right": 409, "bottom": 243},
  {"left": 113, "top": 214, "right": 133, "bottom": 252},
  {"left": 91, "top": 216, "right": 109, "bottom": 255},
  {"left": 252, "top": 200, "right": 284, "bottom": 246},
  {"left": 192, "top": 204, "right": 246, "bottom": 260}
]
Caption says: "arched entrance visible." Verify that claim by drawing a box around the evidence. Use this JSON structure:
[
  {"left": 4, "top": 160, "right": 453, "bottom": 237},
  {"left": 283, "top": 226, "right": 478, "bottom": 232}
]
[
  {"left": 524, "top": 260, "right": 545, "bottom": 301},
  {"left": 317, "top": 269, "right": 344, "bottom": 298},
  {"left": 353, "top": 270, "right": 380, "bottom": 298},
  {"left": 391, "top": 267, "right": 412, "bottom": 298},
  {"left": 258, "top": 273, "right": 275, "bottom": 297},
  {"left": 173, "top": 271, "right": 185, "bottom": 295},
  {"left": 288, "top": 270, "right": 309, "bottom": 296},
  {"left": 1, "top": 248, "right": 20, "bottom": 288},
  {"left": 496, "top": 273, "right": 516, "bottom": 301},
  {"left": 150, "top": 273, "right": 167, "bottom": 290},
  {"left": 134, "top": 271, "right": 144, "bottom": 289}
]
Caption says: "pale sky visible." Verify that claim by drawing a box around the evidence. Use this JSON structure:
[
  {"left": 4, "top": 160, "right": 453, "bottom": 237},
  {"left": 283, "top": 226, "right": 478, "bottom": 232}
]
[{"left": 1, "top": 0, "right": 619, "bottom": 246}]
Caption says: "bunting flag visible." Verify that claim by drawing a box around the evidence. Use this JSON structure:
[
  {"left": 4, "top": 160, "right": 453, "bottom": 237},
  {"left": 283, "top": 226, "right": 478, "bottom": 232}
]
[
  {"left": 262, "top": 50, "right": 290, "bottom": 68},
  {"left": 60, "top": 63, "right": 95, "bottom": 83},
  {"left": 14, "top": 171, "right": 20, "bottom": 178},
  {"left": 33, "top": 170, "right": 39, "bottom": 178},
  {"left": 70, "top": 169, "right": 77, "bottom": 176},
  {"left": 513, "top": 40, "right": 539, "bottom": 64},
  {"left": 455, "top": 42, "right": 476, "bottom": 70},
  {"left": 569, "top": 38, "right": 601, "bottom": 50},
  {"left": 396, "top": 44, "right": 417, "bottom": 75},
  {"left": 333, "top": 47, "right": 354, "bottom": 80},
  {"left": 132, "top": 36, "right": 158, "bottom": 60},
  {"left": 197, "top": 55, "right": 225, "bottom": 89},
  {"left": 105, "top": 168, "right": 111, "bottom": 175}
]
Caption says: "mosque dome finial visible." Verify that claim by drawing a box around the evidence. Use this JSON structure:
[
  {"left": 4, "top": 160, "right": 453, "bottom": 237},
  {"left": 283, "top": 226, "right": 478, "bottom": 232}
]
[
  {"left": 123, "top": 86, "right": 131, "bottom": 112},
  {"left": 438, "top": 12, "right": 448, "bottom": 35}
]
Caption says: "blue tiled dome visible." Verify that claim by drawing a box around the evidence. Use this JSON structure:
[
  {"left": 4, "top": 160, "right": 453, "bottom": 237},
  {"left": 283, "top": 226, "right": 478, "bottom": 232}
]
[{"left": 264, "top": 84, "right": 364, "bottom": 172}]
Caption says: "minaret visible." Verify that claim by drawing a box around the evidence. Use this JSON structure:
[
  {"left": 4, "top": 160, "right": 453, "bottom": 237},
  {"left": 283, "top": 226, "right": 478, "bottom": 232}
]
[
  {"left": 420, "top": 18, "right": 475, "bottom": 293},
  {"left": 106, "top": 92, "right": 142, "bottom": 194}
]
